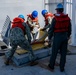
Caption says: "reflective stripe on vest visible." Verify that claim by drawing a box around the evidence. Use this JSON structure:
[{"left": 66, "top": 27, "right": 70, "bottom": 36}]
[{"left": 54, "top": 14, "right": 70, "bottom": 32}]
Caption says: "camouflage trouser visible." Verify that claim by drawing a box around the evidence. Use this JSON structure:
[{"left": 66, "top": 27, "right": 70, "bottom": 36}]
[
  {"left": 7, "top": 27, "right": 36, "bottom": 61},
  {"left": 7, "top": 39, "right": 36, "bottom": 61}
]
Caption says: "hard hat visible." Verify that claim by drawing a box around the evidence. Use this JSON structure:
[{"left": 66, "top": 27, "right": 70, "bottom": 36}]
[
  {"left": 32, "top": 10, "right": 38, "bottom": 18},
  {"left": 18, "top": 14, "right": 25, "bottom": 19},
  {"left": 41, "top": 9, "right": 48, "bottom": 16},
  {"left": 56, "top": 3, "right": 63, "bottom": 10}
]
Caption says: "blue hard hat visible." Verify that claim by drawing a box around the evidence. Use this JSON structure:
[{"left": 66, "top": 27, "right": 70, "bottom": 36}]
[
  {"left": 32, "top": 10, "right": 38, "bottom": 18},
  {"left": 41, "top": 9, "right": 47, "bottom": 16},
  {"left": 56, "top": 3, "right": 63, "bottom": 9},
  {"left": 18, "top": 14, "right": 25, "bottom": 19}
]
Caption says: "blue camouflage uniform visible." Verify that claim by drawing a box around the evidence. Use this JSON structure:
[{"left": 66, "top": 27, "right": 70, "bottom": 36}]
[{"left": 7, "top": 22, "right": 36, "bottom": 61}]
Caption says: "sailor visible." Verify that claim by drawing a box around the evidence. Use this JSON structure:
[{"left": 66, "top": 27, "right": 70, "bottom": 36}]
[
  {"left": 41, "top": 9, "right": 54, "bottom": 47},
  {"left": 48, "top": 3, "right": 71, "bottom": 72},
  {"left": 4, "top": 14, "right": 38, "bottom": 66},
  {"left": 26, "top": 10, "right": 40, "bottom": 40}
]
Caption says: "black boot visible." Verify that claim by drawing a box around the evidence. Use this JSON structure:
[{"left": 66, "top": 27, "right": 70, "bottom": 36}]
[
  {"left": 60, "top": 68, "right": 64, "bottom": 72},
  {"left": 29, "top": 61, "right": 38, "bottom": 66},
  {"left": 48, "top": 64, "right": 54, "bottom": 72},
  {"left": 4, "top": 59, "right": 10, "bottom": 65}
]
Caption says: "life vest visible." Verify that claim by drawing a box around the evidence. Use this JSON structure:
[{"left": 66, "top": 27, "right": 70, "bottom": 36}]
[
  {"left": 54, "top": 13, "right": 70, "bottom": 32},
  {"left": 27, "top": 14, "right": 38, "bottom": 22},
  {"left": 44, "top": 12, "right": 54, "bottom": 25},
  {"left": 12, "top": 17, "right": 25, "bottom": 33},
  {"left": 26, "top": 14, "right": 38, "bottom": 31}
]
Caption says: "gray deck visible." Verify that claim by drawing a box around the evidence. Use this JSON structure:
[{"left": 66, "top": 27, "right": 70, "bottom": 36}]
[{"left": 0, "top": 45, "right": 76, "bottom": 75}]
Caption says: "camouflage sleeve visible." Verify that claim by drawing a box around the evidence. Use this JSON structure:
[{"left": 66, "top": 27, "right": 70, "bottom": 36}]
[
  {"left": 22, "top": 22, "right": 31, "bottom": 43},
  {"left": 27, "top": 17, "right": 35, "bottom": 27},
  {"left": 27, "top": 17, "right": 32, "bottom": 26}
]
